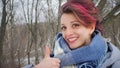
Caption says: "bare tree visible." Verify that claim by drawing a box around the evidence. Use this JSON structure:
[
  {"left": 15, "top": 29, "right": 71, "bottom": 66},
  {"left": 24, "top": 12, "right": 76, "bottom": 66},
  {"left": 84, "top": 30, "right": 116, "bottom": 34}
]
[
  {"left": 20, "top": 0, "right": 34, "bottom": 64},
  {"left": 20, "top": 0, "right": 43, "bottom": 64},
  {"left": 9, "top": 0, "right": 16, "bottom": 67},
  {"left": 34, "top": 0, "right": 41, "bottom": 64},
  {"left": 57, "top": 0, "right": 62, "bottom": 34},
  {"left": 0, "top": 0, "right": 10, "bottom": 67},
  {"left": 99, "top": 0, "right": 120, "bottom": 48},
  {"left": 115, "top": 28, "right": 120, "bottom": 45}
]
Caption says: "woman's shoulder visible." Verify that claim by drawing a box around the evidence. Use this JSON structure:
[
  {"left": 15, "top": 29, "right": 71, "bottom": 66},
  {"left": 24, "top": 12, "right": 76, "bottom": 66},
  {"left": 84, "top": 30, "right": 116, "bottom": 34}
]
[
  {"left": 102, "top": 41, "right": 120, "bottom": 68},
  {"left": 107, "top": 41, "right": 120, "bottom": 56}
]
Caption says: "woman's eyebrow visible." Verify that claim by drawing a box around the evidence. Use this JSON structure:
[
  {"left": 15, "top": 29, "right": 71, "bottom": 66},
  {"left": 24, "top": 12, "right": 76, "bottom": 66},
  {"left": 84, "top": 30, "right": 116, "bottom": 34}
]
[{"left": 71, "top": 20, "right": 79, "bottom": 23}]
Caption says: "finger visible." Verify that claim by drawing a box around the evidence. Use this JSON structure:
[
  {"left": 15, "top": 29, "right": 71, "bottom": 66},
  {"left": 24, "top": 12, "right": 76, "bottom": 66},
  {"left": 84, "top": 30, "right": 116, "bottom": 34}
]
[
  {"left": 53, "top": 58, "right": 61, "bottom": 63},
  {"left": 53, "top": 63, "right": 60, "bottom": 68},
  {"left": 51, "top": 60, "right": 60, "bottom": 68},
  {"left": 54, "top": 62, "right": 60, "bottom": 67},
  {"left": 45, "top": 46, "right": 50, "bottom": 58}
]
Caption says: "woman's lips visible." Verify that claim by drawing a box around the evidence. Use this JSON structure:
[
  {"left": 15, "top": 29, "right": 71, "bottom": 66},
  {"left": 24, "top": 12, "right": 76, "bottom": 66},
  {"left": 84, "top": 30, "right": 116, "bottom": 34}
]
[{"left": 67, "top": 37, "right": 78, "bottom": 44}]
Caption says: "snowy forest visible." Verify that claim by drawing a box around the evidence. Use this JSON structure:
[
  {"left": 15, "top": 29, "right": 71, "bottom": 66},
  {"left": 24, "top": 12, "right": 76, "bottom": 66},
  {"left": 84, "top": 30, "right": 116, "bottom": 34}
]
[{"left": 0, "top": 0, "right": 120, "bottom": 68}]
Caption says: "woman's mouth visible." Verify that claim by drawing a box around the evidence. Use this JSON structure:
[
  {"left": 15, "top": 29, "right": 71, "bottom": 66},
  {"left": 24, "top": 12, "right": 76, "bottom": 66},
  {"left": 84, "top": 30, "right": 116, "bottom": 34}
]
[{"left": 67, "top": 37, "right": 78, "bottom": 44}]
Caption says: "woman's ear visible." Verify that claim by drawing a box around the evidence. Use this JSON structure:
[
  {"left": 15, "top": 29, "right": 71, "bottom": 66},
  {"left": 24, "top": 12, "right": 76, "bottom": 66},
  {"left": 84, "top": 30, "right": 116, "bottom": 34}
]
[{"left": 89, "top": 24, "right": 95, "bottom": 35}]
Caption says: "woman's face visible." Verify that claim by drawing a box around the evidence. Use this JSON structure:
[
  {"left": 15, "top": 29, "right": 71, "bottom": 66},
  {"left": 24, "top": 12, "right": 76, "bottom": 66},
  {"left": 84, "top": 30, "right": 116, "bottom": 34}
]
[{"left": 60, "top": 13, "right": 95, "bottom": 49}]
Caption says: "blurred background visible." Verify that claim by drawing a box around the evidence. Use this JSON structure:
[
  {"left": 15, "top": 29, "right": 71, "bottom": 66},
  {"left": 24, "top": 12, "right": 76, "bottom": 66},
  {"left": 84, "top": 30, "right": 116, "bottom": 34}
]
[{"left": 0, "top": 0, "right": 120, "bottom": 68}]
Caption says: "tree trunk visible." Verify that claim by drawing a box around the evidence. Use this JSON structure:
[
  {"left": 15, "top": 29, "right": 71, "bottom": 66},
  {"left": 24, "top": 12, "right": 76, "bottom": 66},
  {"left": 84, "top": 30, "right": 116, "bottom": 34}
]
[{"left": 0, "top": 0, "right": 7, "bottom": 67}]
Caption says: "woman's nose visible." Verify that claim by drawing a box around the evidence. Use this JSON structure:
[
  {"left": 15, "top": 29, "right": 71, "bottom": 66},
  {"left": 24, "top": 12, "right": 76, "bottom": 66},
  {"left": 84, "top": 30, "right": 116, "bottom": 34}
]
[{"left": 65, "top": 28, "right": 74, "bottom": 36}]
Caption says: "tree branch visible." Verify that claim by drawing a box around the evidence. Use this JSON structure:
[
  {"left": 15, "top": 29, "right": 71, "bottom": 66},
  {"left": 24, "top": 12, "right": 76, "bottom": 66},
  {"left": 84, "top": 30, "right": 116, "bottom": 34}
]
[
  {"left": 101, "top": 3, "right": 120, "bottom": 23},
  {"left": 115, "top": 28, "right": 120, "bottom": 45},
  {"left": 97, "top": 0, "right": 107, "bottom": 16}
]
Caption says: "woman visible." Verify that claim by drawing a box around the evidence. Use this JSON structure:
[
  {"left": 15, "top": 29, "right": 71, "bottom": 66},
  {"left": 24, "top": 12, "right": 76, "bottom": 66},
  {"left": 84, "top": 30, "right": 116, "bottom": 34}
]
[{"left": 25, "top": 0, "right": 120, "bottom": 68}]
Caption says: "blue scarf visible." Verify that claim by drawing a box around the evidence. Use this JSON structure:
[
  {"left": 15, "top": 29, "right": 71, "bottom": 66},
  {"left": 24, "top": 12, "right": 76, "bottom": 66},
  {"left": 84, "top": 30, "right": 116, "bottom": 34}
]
[{"left": 53, "top": 30, "right": 107, "bottom": 68}]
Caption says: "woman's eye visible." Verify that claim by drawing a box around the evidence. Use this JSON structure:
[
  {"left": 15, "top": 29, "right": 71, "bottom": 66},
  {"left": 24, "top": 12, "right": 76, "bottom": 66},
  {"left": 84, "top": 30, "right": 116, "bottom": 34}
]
[
  {"left": 61, "top": 26, "right": 66, "bottom": 31},
  {"left": 72, "top": 24, "right": 80, "bottom": 28}
]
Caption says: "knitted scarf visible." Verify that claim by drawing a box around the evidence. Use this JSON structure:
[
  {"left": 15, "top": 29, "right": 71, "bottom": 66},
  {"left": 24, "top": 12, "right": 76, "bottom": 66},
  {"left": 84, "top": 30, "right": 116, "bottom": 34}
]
[{"left": 53, "top": 30, "right": 107, "bottom": 68}]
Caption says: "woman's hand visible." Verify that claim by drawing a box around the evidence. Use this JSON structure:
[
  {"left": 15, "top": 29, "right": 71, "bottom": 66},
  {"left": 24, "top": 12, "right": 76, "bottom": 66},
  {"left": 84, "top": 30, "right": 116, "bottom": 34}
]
[{"left": 34, "top": 46, "right": 61, "bottom": 68}]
